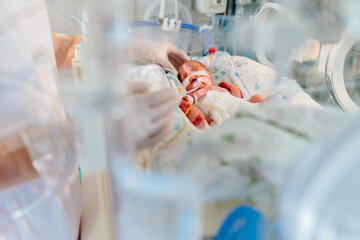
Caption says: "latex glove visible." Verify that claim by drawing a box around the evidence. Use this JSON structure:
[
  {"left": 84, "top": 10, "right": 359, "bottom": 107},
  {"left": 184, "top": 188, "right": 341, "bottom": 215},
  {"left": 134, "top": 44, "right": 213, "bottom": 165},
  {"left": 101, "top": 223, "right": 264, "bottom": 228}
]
[
  {"left": 129, "top": 82, "right": 179, "bottom": 150},
  {"left": 128, "top": 39, "right": 189, "bottom": 70}
]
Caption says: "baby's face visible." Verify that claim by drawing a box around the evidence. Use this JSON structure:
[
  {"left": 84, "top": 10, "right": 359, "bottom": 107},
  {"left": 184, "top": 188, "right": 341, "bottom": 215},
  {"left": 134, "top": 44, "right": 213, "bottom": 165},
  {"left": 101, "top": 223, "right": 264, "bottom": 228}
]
[{"left": 178, "top": 60, "right": 214, "bottom": 91}]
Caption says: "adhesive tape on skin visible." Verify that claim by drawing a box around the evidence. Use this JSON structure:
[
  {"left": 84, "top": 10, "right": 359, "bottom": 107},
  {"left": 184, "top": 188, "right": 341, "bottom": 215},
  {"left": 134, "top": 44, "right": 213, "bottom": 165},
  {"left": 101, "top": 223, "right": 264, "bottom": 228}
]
[
  {"left": 186, "top": 80, "right": 201, "bottom": 94},
  {"left": 182, "top": 70, "right": 212, "bottom": 89},
  {"left": 183, "top": 95, "right": 194, "bottom": 105}
]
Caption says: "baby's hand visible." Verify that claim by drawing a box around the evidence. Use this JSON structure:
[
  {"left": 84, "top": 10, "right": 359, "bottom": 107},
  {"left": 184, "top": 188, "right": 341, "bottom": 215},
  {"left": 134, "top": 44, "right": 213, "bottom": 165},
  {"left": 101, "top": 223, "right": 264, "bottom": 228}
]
[
  {"left": 217, "top": 81, "right": 242, "bottom": 98},
  {"left": 179, "top": 97, "right": 210, "bottom": 129}
]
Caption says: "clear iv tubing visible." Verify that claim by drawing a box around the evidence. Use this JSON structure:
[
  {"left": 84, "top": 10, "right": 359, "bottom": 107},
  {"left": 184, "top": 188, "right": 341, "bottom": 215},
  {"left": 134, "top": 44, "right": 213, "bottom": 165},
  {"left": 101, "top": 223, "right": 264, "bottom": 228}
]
[{"left": 186, "top": 80, "right": 201, "bottom": 94}]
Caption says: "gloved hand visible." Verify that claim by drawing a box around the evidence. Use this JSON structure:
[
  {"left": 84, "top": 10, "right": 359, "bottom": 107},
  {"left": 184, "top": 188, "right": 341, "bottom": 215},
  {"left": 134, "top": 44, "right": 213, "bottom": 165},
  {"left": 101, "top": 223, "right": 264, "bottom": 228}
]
[
  {"left": 128, "top": 39, "right": 189, "bottom": 70},
  {"left": 129, "top": 82, "right": 180, "bottom": 150}
]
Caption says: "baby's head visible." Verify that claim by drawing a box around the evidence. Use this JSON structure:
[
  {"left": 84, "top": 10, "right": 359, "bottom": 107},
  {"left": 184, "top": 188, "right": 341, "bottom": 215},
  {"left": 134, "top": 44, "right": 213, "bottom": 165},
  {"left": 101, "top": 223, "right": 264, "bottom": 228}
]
[
  {"left": 178, "top": 60, "right": 209, "bottom": 80},
  {"left": 177, "top": 60, "right": 265, "bottom": 103},
  {"left": 177, "top": 60, "right": 214, "bottom": 91}
]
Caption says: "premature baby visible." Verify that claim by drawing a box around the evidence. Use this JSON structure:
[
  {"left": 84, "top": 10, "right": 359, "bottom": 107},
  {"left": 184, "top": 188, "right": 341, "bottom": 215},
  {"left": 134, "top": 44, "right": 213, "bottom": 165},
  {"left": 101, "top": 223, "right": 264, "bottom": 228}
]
[{"left": 177, "top": 60, "right": 265, "bottom": 129}]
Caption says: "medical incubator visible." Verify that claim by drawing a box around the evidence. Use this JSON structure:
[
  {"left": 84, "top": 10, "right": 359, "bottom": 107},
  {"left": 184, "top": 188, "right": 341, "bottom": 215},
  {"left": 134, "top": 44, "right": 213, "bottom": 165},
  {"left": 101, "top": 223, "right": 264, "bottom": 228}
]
[{"left": 1, "top": 0, "right": 360, "bottom": 239}]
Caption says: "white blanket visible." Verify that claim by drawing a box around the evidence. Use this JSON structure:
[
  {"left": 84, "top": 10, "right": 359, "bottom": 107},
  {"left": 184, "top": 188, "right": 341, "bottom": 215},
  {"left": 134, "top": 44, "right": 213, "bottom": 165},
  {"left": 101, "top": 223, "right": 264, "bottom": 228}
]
[{"left": 191, "top": 52, "right": 321, "bottom": 108}]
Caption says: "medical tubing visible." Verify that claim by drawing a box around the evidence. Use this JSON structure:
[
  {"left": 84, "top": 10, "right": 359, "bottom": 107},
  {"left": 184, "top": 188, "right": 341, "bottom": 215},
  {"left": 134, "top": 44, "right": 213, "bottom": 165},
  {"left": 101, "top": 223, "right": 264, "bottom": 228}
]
[
  {"left": 158, "top": 0, "right": 179, "bottom": 20},
  {"left": 165, "top": 73, "right": 183, "bottom": 95},
  {"left": 174, "top": 0, "right": 179, "bottom": 21},
  {"left": 130, "top": 21, "right": 158, "bottom": 28},
  {"left": 165, "top": 69, "right": 204, "bottom": 96},
  {"left": 166, "top": 74, "right": 201, "bottom": 96},
  {"left": 235, "top": 0, "right": 244, "bottom": 18},
  {"left": 185, "top": 79, "right": 201, "bottom": 95},
  {"left": 220, "top": 12, "right": 227, "bottom": 30},
  {"left": 199, "top": 26, "right": 215, "bottom": 52},
  {"left": 191, "top": 102, "right": 220, "bottom": 124},
  {"left": 159, "top": 0, "right": 166, "bottom": 19},
  {"left": 131, "top": 21, "right": 204, "bottom": 33},
  {"left": 135, "top": 102, "right": 221, "bottom": 168},
  {"left": 181, "top": 23, "right": 215, "bottom": 48}
]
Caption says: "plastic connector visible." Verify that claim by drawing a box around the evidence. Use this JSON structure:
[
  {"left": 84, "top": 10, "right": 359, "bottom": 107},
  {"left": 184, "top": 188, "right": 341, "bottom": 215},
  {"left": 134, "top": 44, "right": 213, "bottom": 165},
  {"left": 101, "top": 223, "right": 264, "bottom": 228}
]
[{"left": 160, "top": 17, "right": 182, "bottom": 32}]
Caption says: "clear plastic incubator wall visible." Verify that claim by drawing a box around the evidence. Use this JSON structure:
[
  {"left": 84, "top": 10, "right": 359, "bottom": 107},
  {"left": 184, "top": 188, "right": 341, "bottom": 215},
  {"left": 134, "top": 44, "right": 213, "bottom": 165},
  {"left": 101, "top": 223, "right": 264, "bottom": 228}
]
[{"left": 3, "top": 0, "right": 360, "bottom": 240}]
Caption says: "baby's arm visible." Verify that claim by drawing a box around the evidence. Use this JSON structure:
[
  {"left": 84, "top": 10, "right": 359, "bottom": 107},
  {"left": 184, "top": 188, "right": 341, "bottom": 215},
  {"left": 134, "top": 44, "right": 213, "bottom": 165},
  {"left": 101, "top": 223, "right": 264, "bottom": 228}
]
[
  {"left": 218, "top": 81, "right": 242, "bottom": 98},
  {"left": 52, "top": 33, "right": 82, "bottom": 71},
  {"left": 218, "top": 81, "right": 265, "bottom": 103},
  {"left": 179, "top": 97, "right": 210, "bottom": 129},
  {"left": 0, "top": 135, "right": 37, "bottom": 190}
]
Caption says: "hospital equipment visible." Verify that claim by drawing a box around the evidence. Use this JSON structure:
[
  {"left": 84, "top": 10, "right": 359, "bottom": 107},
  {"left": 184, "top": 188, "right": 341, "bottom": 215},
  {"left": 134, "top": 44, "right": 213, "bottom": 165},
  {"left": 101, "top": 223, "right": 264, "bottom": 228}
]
[
  {"left": 208, "top": 0, "right": 360, "bottom": 113},
  {"left": 318, "top": 32, "right": 360, "bottom": 113},
  {"left": 277, "top": 0, "right": 360, "bottom": 112},
  {"left": 215, "top": 205, "right": 266, "bottom": 240},
  {"left": 217, "top": 0, "right": 360, "bottom": 113},
  {"left": 125, "top": 2, "right": 360, "bottom": 239},
  {"left": 116, "top": 169, "right": 201, "bottom": 240},
  {"left": 0, "top": 81, "right": 70, "bottom": 224},
  {"left": 212, "top": 1, "right": 294, "bottom": 62},
  {"left": 0, "top": 0, "right": 82, "bottom": 238},
  {"left": 165, "top": 69, "right": 188, "bottom": 95},
  {"left": 130, "top": 21, "right": 214, "bottom": 57},
  {"left": 12, "top": 0, "right": 360, "bottom": 239},
  {"left": 57, "top": 1, "right": 202, "bottom": 239},
  {"left": 196, "top": 0, "right": 227, "bottom": 14},
  {"left": 278, "top": 116, "right": 360, "bottom": 240}
]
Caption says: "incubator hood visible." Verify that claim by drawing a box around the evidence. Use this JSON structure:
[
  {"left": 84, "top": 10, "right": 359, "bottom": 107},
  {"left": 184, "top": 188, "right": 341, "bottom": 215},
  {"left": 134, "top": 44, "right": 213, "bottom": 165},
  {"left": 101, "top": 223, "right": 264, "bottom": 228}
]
[
  {"left": 39, "top": 0, "right": 360, "bottom": 239},
  {"left": 321, "top": 31, "right": 360, "bottom": 113},
  {"left": 278, "top": 116, "right": 360, "bottom": 240}
]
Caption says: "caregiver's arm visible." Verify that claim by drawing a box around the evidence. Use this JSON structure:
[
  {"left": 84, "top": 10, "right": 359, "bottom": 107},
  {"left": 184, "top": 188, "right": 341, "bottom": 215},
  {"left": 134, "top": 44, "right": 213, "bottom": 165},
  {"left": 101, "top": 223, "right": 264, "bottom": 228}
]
[
  {"left": 52, "top": 33, "right": 83, "bottom": 71},
  {"left": 0, "top": 121, "right": 75, "bottom": 190},
  {"left": 0, "top": 135, "right": 38, "bottom": 190}
]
